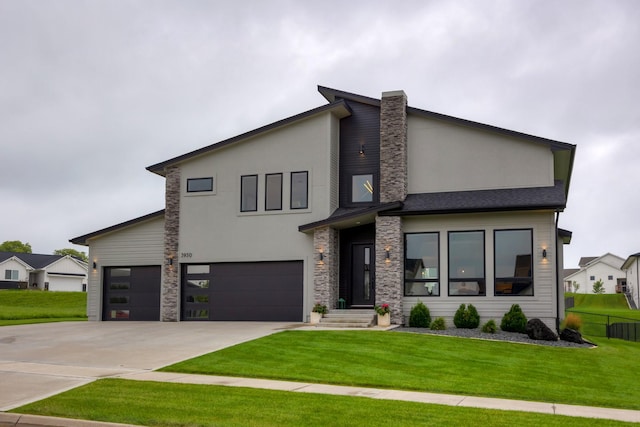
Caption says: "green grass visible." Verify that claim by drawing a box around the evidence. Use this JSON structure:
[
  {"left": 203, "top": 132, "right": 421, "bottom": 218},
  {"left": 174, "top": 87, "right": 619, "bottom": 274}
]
[
  {"left": 566, "top": 293, "right": 640, "bottom": 336},
  {"left": 161, "top": 330, "right": 640, "bottom": 410},
  {"left": 0, "top": 289, "right": 87, "bottom": 324},
  {"left": 13, "top": 379, "right": 634, "bottom": 427}
]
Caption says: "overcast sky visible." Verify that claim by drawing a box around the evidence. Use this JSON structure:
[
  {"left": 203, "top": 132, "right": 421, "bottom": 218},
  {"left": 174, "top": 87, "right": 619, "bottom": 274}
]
[{"left": 1, "top": 0, "right": 638, "bottom": 268}]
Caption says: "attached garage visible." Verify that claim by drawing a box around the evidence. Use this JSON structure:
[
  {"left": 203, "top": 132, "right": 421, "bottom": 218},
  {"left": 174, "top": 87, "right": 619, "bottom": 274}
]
[
  {"left": 182, "top": 261, "right": 303, "bottom": 321},
  {"left": 103, "top": 266, "right": 161, "bottom": 321}
]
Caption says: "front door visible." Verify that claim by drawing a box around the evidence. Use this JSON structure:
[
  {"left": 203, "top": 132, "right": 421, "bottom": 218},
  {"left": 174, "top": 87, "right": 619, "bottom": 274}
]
[{"left": 351, "top": 243, "right": 375, "bottom": 307}]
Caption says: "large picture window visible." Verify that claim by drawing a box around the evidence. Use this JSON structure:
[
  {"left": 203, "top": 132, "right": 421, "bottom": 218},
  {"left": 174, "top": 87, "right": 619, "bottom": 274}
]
[
  {"left": 265, "top": 173, "right": 283, "bottom": 211},
  {"left": 240, "top": 175, "right": 258, "bottom": 212},
  {"left": 448, "top": 231, "right": 485, "bottom": 296},
  {"left": 290, "top": 171, "right": 308, "bottom": 209},
  {"left": 404, "top": 233, "right": 439, "bottom": 296},
  {"left": 494, "top": 229, "right": 533, "bottom": 296}
]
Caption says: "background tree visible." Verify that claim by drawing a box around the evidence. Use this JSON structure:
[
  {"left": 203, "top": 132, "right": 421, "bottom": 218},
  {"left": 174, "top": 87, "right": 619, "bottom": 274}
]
[
  {"left": 592, "top": 279, "right": 605, "bottom": 294},
  {"left": 0, "top": 240, "right": 32, "bottom": 253},
  {"left": 54, "top": 248, "right": 88, "bottom": 262}
]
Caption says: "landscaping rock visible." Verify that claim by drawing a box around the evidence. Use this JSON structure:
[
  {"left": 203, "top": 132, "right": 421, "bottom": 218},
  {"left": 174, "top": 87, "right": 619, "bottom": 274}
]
[
  {"left": 560, "top": 328, "right": 584, "bottom": 344},
  {"left": 526, "top": 318, "right": 558, "bottom": 341}
]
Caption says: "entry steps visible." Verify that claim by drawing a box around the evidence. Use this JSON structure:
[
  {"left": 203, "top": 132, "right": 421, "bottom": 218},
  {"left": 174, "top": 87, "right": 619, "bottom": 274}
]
[{"left": 315, "top": 309, "right": 376, "bottom": 328}]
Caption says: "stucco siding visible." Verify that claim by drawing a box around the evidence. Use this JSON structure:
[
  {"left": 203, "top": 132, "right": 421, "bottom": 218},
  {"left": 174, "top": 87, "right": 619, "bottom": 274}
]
[
  {"left": 86, "top": 217, "right": 165, "bottom": 320},
  {"left": 407, "top": 115, "right": 554, "bottom": 194},
  {"left": 402, "top": 211, "right": 558, "bottom": 329}
]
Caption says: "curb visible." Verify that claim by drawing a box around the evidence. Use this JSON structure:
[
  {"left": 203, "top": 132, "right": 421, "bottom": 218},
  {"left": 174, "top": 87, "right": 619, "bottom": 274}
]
[{"left": 0, "top": 413, "right": 141, "bottom": 427}]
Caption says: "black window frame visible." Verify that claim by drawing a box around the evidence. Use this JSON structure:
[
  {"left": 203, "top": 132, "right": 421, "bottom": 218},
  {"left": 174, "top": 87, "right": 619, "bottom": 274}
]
[
  {"left": 351, "top": 173, "right": 375, "bottom": 203},
  {"left": 448, "top": 230, "right": 486, "bottom": 296},
  {"left": 404, "top": 232, "right": 440, "bottom": 297},
  {"left": 290, "top": 171, "right": 308, "bottom": 210},
  {"left": 187, "top": 177, "right": 214, "bottom": 193},
  {"left": 265, "top": 173, "right": 283, "bottom": 211},
  {"left": 240, "top": 174, "right": 258, "bottom": 212},
  {"left": 494, "top": 228, "right": 534, "bottom": 296}
]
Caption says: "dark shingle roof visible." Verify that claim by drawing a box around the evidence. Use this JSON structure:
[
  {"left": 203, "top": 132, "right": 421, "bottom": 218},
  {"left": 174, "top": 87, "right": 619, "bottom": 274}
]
[
  {"left": 0, "top": 252, "right": 64, "bottom": 269},
  {"left": 299, "top": 202, "right": 403, "bottom": 232},
  {"left": 578, "top": 256, "right": 598, "bottom": 267}
]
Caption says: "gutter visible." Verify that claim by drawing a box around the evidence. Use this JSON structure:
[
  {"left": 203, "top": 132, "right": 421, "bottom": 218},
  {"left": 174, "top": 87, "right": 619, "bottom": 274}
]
[{"left": 555, "top": 211, "right": 561, "bottom": 332}]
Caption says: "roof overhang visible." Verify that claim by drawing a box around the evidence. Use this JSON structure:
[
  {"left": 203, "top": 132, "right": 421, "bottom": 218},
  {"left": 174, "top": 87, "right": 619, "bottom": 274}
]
[
  {"left": 621, "top": 253, "right": 640, "bottom": 270},
  {"left": 299, "top": 202, "right": 403, "bottom": 233},
  {"left": 558, "top": 228, "right": 572, "bottom": 245}
]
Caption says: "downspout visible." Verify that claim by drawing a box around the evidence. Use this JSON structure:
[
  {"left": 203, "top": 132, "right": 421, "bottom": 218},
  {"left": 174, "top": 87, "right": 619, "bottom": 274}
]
[
  {"left": 555, "top": 211, "right": 561, "bottom": 332},
  {"left": 636, "top": 257, "right": 639, "bottom": 309}
]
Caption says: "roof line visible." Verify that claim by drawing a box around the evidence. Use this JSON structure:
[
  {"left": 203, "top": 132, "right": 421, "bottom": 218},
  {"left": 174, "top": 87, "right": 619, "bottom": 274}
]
[
  {"left": 70, "top": 210, "right": 165, "bottom": 246},
  {"left": 298, "top": 201, "right": 402, "bottom": 232}
]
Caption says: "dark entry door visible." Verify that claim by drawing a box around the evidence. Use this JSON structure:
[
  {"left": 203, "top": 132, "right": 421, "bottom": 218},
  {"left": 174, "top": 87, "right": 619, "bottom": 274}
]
[{"left": 351, "top": 243, "right": 375, "bottom": 306}]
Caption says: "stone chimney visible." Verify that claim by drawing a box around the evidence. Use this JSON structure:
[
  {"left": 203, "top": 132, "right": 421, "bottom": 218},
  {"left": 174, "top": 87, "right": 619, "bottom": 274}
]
[{"left": 379, "top": 90, "right": 408, "bottom": 203}]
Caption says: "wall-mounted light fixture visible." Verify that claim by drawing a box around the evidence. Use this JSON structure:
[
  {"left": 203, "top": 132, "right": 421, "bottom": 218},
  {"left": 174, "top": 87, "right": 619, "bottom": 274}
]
[
  {"left": 542, "top": 249, "right": 547, "bottom": 259},
  {"left": 167, "top": 257, "right": 173, "bottom": 266},
  {"left": 318, "top": 249, "right": 325, "bottom": 265},
  {"left": 92, "top": 261, "right": 97, "bottom": 269},
  {"left": 385, "top": 247, "right": 391, "bottom": 263},
  {"left": 359, "top": 143, "right": 365, "bottom": 156}
]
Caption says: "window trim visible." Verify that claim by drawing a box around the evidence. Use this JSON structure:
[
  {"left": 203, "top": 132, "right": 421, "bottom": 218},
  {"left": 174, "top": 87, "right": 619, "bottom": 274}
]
[
  {"left": 240, "top": 174, "right": 258, "bottom": 212},
  {"left": 447, "top": 230, "right": 486, "bottom": 297},
  {"left": 351, "top": 173, "right": 375, "bottom": 204},
  {"left": 404, "top": 232, "right": 440, "bottom": 297},
  {"left": 265, "top": 173, "right": 283, "bottom": 211},
  {"left": 290, "top": 171, "right": 308, "bottom": 210},
  {"left": 186, "top": 177, "right": 214, "bottom": 193},
  {"left": 4, "top": 269, "right": 19, "bottom": 280},
  {"left": 493, "top": 228, "right": 534, "bottom": 297}
]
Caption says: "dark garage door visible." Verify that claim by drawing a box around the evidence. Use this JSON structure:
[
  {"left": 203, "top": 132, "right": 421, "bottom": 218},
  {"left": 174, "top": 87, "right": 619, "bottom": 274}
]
[
  {"left": 103, "top": 266, "right": 161, "bottom": 321},
  {"left": 182, "top": 261, "right": 303, "bottom": 321}
]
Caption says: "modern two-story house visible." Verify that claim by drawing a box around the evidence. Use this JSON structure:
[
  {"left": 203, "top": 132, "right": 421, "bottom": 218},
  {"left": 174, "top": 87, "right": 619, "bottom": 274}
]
[{"left": 71, "top": 86, "right": 576, "bottom": 329}]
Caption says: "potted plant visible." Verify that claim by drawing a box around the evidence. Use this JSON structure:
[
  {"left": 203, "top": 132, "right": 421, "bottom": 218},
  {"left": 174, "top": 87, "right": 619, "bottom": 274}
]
[
  {"left": 375, "top": 303, "right": 391, "bottom": 327},
  {"left": 310, "top": 303, "right": 327, "bottom": 324}
]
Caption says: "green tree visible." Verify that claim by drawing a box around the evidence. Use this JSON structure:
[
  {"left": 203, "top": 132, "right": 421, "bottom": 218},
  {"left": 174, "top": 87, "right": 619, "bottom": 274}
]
[
  {"left": 572, "top": 281, "right": 580, "bottom": 293},
  {"left": 54, "top": 248, "right": 88, "bottom": 262},
  {"left": 0, "top": 240, "right": 32, "bottom": 253},
  {"left": 592, "top": 279, "right": 605, "bottom": 294}
]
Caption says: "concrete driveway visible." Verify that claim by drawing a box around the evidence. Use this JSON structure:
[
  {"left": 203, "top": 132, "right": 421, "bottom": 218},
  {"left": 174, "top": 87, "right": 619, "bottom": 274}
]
[{"left": 0, "top": 321, "right": 294, "bottom": 411}]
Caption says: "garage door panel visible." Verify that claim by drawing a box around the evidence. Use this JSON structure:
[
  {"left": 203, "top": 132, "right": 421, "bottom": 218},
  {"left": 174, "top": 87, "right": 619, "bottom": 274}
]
[{"left": 103, "top": 266, "right": 161, "bottom": 321}]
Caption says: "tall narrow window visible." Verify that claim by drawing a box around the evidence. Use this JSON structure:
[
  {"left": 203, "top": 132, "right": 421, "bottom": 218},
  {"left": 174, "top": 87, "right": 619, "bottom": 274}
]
[
  {"left": 352, "top": 174, "right": 374, "bottom": 203},
  {"left": 448, "top": 231, "right": 485, "bottom": 296},
  {"left": 404, "top": 233, "right": 440, "bottom": 296},
  {"left": 494, "top": 229, "right": 533, "bottom": 296},
  {"left": 241, "top": 175, "right": 258, "bottom": 212},
  {"left": 265, "top": 173, "right": 283, "bottom": 211},
  {"left": 290, "top": 171, "right": 308, "bottom": 209}
]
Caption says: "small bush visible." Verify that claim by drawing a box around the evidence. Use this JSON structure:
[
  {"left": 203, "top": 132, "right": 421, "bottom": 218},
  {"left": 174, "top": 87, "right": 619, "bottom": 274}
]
[
  {"left": 482, "top": 319, "right": 497, "bottom": 333},
  {"left": 562, "top": 312, "right": 583, "bottom": 331},
  {"left": 312, "top": 303, "right": 327, "bottom": 314},
  {"left": 453, "top": 304, "right": 480, "bottom": 329},
  {"left": 500, "top": 304, "right": 527, "bottom": 333},
  {"left": 430, "top": 317, "right": 446, "bottom": 330},
  {"left": 409, "top": 301, "right": 431, "bottom": 328}
]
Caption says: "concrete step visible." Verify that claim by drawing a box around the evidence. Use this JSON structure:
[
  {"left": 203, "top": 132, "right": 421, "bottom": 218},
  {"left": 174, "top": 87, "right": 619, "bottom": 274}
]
[{"left": 316, "top": 309, "right": 376, "bottom": 328}]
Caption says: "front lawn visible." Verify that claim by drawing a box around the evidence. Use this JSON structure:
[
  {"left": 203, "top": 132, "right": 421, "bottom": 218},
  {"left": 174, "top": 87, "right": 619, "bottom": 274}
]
[
  {"left": 162, "top": 330, "right": 640, "bottom": 410},
  {"left": 0, "top": 290, "right": 87, "bottom": 325},
  {"left": 13, "top": 379, "right": 634, "bottom": 427}
]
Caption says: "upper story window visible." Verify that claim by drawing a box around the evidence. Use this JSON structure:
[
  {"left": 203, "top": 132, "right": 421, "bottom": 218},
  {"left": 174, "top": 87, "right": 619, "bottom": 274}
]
[
  {"left": 187, "top": 177, "right": 214, "bottom": 193},
  {"left": 241, "top": 175, "right": 258, "bottom": 212},
  {"left": 265, "top": 173, "right": 283, "bottom": 211},
  {"left": 404, "top": 232, "right": 440, "bottom": 296},
  {"left": 4, "top": 269, "right": 18, "bottom": 280},
  {"left": 448, "top": 231, "right": 485, "bottom": 296},
  {"left": 608, "top": 275, "right": 613, "bottom": 280},
  {"left": 494, "top": 229, "right": 533, "bottom": 296},
  {"left": 352, "top": 174, "right": 374, "bottom": 203},
  {"left": 590, "top": 275, "right": 595, "bottom": 281},
  {"left": 291, "top": 171, "right": 308, "bottom": 209}
]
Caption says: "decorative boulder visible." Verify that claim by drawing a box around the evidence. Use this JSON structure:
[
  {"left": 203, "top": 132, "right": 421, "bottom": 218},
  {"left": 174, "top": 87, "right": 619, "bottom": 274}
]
[
  {"left": 526, "top": 318, "right": 558, "bottom": 341},
  {"left": 560, "top": 328, "right": 584, "bottom": 344}
]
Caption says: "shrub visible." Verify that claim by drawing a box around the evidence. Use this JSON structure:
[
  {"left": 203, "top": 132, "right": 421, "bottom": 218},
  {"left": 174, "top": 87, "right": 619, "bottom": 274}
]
[
  {"left": 312, "top": 303, "right": 328, "bottom": 314},
  {"left": 430, "top": 317, "right": 446, "bottom": 330},
  {"left": 500, "top": 304, "right": 528, "bottom": 333},
  {"left": 409, "top": 301, "right": 431, "bottom": 328},
  {"left": 482, "top": 319, "right": 497, "bottom": 333},
  {"left": 562, "top": 312, "right": 583, "bottom": 331},
  {"left": 453, "top": 304, "right": 480, "bottom": 329}
]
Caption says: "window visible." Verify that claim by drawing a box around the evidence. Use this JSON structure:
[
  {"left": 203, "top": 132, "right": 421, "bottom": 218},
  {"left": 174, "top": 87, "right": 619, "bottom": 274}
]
[
  {"left": 448, "top": 231, "right": 485, "bottom": 296},
  {"left": 187, "top": 177, "right": 213, "bottom": 193},
  {"left": 494, "top": 229, "right": 533, "bottom": 296},
  {"left": 265, "top": 173, "right": 283, "bottom": 211},
  {"left": 608, "top": 275, "right": 613, "bottom": 280},
  {"left": 352, "top": 174, "right": 374, "bottom": 203},
  {"left": 404, "top": 233, "right": 439, "bottom": 296},
  {"left": 590, "top": 275, "right": 595, "bottom": 281},
  {"left": 4, "top": 270, "right": 18, "bottom": 280},
  {"left": 241, "top": 175, "right": 258, "bottom": 212},
  {"left": 290, "top": 171, "right": 308, "bottom": 209}
]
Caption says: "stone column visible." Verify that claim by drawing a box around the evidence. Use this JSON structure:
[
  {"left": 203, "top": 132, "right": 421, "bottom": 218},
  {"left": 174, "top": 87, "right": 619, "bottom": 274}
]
[
  {"left": 379, "top": 90, "right": 408, "bottom": 203},
  {"left": 375, "top": 215, "right": 404, "bottom": 324},
  {"left": 161, "top": 166, "right": 180, "bottom": 321},
  {"left": 313, "top": 226, "right": 339, "bottom": 309}
]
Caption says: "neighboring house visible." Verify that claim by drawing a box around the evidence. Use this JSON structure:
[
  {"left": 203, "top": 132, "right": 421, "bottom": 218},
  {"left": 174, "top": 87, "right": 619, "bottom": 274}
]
[
  {"left": 0, "top": 251, "right": 88, "bottom": 291},
  {"left": 621, "top": 253, "right": 640, "bottom": 309},
  {"left": 71, "top": 86, "right": 576, "bottom": 330},
  {"left": 563, "top": 253, "right": 626, "bottom": 294}
]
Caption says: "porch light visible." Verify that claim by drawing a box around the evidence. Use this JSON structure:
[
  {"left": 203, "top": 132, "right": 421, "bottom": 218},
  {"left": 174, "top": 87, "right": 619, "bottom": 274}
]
[
  {"left": 318, "top": 249, "right": 325, "bottom": 264},
  {"left": 359, "top": 143, "right": 365, "bottom": 156},
  {"left": 92, "top": 261, "right": 97, "bottom": 269},
  {"left": 385, "top": 247, "right": 390, "bottom": 263},
  {"left": 542, "top": 249, "right": 547, "bottom": 259},
  {"left": 167, "top": 257, "right": 173, "bottom": 266}
]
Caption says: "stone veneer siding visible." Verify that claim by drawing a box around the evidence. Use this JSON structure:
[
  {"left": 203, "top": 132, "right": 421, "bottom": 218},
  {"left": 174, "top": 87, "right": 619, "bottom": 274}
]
[
  {"left": 161, "top": 166, "right": 180, "bottom": 321},
  {"left": 375, "top": 215, "right": 403, "bottom": 324},
  {"left": 313, "top": 226, "right": 339, "bottom": 310},
  {"left": 379, "top": 90, "right": 408, "bottom": 203}
]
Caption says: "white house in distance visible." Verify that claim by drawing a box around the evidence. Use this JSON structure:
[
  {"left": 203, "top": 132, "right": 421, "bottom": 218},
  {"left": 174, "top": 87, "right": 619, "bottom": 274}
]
[
  {"left": 71, "top": 86, "right": 576, "bottom": 330},
  {"left": 0, "top": 252, "right": 88, "bottom": 292},
  {"left": 563, "top": 253, "right": 626, "bottom": 294},
  {"left": 621, "top": 252, "right": 640, "bottom": 308}
]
